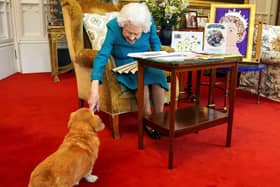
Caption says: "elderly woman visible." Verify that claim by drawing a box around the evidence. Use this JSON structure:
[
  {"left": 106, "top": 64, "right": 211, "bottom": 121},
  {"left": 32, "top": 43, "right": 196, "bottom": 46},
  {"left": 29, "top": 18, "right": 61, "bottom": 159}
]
[{"left": 88, "top": 3, "right": 168, "bottom": 139}]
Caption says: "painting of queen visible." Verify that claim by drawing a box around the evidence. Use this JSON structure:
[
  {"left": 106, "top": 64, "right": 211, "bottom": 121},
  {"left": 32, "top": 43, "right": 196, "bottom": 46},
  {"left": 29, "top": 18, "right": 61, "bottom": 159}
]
[{"left": 210, "top": 4, "right": 256, "bottom": 62}]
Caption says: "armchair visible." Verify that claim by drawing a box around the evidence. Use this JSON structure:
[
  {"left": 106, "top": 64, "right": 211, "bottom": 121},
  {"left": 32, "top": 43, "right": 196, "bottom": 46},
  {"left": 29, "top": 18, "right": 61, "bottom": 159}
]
[{"left": 61, "top": 0, "right": 178, "bottom": 139}]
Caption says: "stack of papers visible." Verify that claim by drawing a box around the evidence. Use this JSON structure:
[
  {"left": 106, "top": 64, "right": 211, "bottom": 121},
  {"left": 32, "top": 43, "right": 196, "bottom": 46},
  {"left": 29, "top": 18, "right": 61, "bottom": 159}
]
[
  {"left": 112, "top": 61, "right": 138, "bottom": 74},
  {"left": 127, "top": 51, "right": 168, "bottom": 59}
]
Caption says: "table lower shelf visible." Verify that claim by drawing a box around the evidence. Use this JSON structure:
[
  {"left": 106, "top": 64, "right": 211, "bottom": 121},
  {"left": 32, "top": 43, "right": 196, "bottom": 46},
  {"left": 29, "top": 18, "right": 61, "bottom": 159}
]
[{"left": 143, "top": 106, "right": 228, "bottom": 137}]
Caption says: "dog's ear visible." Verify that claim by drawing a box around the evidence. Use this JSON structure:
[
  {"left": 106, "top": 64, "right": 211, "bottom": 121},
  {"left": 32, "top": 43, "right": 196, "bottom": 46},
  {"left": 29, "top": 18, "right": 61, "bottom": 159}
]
[
  {"left": 92, "top": 115, "right": 105, "bottom": 132},
  {"left": 67, "top": 111, "right": 76, "bottom": 128}
]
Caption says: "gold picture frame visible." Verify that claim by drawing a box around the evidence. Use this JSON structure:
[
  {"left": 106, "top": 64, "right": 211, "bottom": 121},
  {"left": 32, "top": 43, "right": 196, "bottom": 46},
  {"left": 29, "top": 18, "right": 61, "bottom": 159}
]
[
  {"left": 189, "top": 0, "right": 249, "bottom": 8},
  {"left": 209, "top": 4, "right": 256, "bottom": 62}
]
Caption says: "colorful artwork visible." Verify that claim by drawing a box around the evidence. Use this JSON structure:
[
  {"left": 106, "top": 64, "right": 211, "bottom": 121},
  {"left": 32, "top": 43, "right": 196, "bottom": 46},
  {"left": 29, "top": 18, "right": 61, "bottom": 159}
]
[
  {"left": 171, "top": 31, "right": 203, "bottom": 52},
  {"left": 209, "top": 4, "right": 255, "bottom": 62}
]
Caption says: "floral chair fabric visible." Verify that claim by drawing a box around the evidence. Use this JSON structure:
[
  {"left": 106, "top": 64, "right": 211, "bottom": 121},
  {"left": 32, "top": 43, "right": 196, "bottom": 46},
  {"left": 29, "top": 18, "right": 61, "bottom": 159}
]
[{"left": 240, "top": 24, "right": 280, "bottom": 102}]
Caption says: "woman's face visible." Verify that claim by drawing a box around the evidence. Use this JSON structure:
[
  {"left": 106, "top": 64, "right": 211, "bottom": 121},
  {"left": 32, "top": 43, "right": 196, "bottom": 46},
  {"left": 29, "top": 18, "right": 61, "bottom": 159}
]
[{"left": 122, "top": 23, "right": 143, "bottom": 44}]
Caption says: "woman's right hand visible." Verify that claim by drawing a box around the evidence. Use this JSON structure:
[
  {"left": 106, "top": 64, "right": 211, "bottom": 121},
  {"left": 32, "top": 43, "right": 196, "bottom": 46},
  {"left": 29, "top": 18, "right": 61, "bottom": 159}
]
[{"left": 88, "top": 80, "right": 100, "bottom": 113}]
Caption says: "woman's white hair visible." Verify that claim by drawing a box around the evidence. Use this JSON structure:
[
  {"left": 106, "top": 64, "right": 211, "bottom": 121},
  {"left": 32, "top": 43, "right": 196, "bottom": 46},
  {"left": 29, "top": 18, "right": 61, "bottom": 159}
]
[{"left": 117, "top": 3, "right": 152, "bottom": 33}]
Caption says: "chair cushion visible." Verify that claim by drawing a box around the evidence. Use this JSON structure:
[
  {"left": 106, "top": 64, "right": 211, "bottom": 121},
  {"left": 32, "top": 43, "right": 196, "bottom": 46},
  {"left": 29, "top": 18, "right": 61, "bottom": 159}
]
[
  {"left": 217, "top": 63, "right": 266, "bottom": 72},
  {"left": 238, "top": 64, "right": 266, "bottom": 72},
  {"left": 83, "top": 12, "right": 119, "bottom": 50}
]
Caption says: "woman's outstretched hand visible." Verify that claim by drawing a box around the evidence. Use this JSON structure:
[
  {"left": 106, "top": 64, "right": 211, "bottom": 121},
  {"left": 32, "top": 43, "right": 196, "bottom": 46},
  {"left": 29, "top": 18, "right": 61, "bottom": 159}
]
[{"left": 88, "top": 80, "right": 100, "bottom": 113}]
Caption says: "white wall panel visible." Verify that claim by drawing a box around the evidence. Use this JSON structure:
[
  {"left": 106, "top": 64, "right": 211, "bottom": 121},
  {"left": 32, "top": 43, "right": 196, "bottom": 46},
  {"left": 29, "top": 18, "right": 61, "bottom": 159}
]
[
  {"left": 17, "top": 0, "right": 47, "bottom": 41},
  {"left": 19, "top": 42, "right": 51, "bottom": 73},
  {"left": 0, "top": 0, "right": 12, "bottom": 41},
  {"left": 0, "top": 43, "right": 17, "bottom": 79},
  {"left": 21, "top": 4, "right": 42, "bottom": 38}
]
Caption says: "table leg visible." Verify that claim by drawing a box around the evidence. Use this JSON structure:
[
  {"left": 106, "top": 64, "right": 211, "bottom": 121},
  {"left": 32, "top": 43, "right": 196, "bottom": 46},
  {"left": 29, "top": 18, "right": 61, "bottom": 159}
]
[
  {"left": 168, "top": 70, "right": 177, "bottom": 169},
  {"left": 138, "top": 63, "right": 144, "bottom": 150},
  {"left": 226, "top": 63, "right": 238, "bottom": 147},
  {"left": 186, "top": 71, "right": 193, "bottom": 96},
  {"left": 195, "top": 70, "right": 201, "bottom": 104},
  {"left": 208, "top": 69, "right": 216, "bottom": 108}
]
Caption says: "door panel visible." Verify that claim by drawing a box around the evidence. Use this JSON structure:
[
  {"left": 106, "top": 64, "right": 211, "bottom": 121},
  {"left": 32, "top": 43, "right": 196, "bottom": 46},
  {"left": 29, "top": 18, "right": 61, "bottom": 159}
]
[{"left": 0, "top": 0, "right": 17, "bottom": 79}]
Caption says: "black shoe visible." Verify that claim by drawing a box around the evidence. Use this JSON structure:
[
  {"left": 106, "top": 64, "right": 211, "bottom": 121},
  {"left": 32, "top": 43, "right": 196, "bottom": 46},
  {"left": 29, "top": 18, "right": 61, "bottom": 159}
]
[{"left": 144, "top": 126, "right": 161, "bottom": 139}]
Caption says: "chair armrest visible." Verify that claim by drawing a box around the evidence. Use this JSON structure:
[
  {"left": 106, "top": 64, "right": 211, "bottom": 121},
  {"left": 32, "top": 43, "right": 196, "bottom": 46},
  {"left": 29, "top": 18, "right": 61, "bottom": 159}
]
[
  {"left": 76, "top": 49, "right": 99, "bottom": 68},
  {"left": 161, "top": 45, "right": 175, "bottom": 53}
]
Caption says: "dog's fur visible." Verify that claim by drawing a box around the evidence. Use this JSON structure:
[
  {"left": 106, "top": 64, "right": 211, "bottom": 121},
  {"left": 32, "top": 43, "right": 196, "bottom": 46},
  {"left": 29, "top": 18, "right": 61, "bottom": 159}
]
[{"left": 28, "top": 108, "right": 105, "bottom": 187}]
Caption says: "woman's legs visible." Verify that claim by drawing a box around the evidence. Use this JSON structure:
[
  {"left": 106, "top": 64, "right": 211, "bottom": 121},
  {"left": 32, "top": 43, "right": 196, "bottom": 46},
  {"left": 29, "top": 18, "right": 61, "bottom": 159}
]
[
  {"left": 143, "top": 85, "right": 151, "bottom": 115},
  {"left": 143, "top": 84, "right": 165, "bottom": 114},
  {"left": 142, "top": 84, "right": 164, "bottom": 139},
  {"left": 151, "top": 84, "right": 165, "bottom": 113}
]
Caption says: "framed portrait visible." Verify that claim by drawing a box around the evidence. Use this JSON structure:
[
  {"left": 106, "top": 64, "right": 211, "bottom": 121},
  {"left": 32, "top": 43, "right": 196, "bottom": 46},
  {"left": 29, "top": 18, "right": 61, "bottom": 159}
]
[
  {"left": 185, "top": 11, "right": 198, "bottom": 28},
  {"left": 197, "top": 16, "right": 208, "bottom": 28},
  {"left": 209, "top": 4, "right": 256, "bottom": 62}
]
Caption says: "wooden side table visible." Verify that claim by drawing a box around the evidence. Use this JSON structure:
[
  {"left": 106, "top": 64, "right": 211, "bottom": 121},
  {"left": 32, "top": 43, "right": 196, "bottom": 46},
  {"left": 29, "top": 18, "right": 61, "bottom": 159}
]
[
  {"left": 47, "top": 25, "right": 73, "bottom": 82},
  {"left": 137, "top": 55, "right": 241, "bottom": 169}
]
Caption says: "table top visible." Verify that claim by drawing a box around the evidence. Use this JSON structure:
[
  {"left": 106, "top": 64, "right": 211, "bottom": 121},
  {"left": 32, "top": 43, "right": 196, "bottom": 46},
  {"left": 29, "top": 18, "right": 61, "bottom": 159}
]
[{"left": 136, "top": 53, "right": 242, "bottom": 70}]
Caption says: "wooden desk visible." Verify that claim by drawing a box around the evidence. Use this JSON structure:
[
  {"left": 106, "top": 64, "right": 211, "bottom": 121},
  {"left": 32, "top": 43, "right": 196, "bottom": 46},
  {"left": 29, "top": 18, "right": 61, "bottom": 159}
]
[
  {"left": 47, "top": 26, "right": 73, "bottom": 82},
  {"left": 137, "top": 55, "right": 241, "bottom": 169}
]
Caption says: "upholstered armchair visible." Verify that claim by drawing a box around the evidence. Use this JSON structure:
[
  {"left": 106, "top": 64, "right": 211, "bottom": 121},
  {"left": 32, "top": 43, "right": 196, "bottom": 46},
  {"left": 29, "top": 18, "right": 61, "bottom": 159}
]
[
  {"left": 240, "top": 24, "right": 280, "bottom": 102},
  {"left": 61, "top": 0, "right": 178, "bottom": 139}
]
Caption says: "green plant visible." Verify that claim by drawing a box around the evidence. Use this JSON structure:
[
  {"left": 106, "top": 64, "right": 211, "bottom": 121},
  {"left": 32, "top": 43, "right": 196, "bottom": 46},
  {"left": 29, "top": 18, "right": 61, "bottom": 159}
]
[{"left": 146, "top": 0, "right": 189, "bottom": 28}]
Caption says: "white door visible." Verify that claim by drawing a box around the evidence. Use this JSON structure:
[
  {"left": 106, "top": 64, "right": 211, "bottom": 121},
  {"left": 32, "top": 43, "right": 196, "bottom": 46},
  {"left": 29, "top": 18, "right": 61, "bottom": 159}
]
[
  {"left": 13, "top": 0, "right": 50, "bottom": 74},
  {"left": 0, "top": 0, "right": 51, "bottom": 80},
  {"left": 0, "top": 0, "right": 17, "bottom": 79}
]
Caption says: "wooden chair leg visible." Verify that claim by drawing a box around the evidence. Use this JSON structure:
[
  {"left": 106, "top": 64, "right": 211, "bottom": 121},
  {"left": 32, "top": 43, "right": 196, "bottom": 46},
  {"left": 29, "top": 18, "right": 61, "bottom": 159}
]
[
  {"left": 256, "top": 70, "right": 263, "bottom": 104},
  {"left": 223, "top": 72, "right": 230, "bottom": 112},
  {"left": 110, "top": 114, "right": 120, "bottom": 139}
]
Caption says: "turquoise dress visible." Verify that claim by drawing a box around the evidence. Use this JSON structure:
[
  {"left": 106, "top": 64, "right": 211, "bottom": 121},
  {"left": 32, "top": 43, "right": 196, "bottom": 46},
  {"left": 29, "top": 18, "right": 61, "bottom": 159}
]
[{"left": 91, "top": 18, "right": 168, "bottom": 91}]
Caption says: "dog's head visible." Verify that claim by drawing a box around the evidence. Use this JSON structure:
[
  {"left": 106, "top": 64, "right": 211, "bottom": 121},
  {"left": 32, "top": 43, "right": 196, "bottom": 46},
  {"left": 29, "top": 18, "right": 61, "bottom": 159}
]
[{"left": 67, "top": 108, "right": 105, "bottom": 132}]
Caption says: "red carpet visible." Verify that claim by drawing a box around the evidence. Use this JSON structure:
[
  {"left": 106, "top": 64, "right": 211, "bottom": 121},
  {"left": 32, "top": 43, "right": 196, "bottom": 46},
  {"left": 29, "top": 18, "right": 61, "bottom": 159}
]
[{"left": 1, "top": 72, "right": 280, "bottom": 187}]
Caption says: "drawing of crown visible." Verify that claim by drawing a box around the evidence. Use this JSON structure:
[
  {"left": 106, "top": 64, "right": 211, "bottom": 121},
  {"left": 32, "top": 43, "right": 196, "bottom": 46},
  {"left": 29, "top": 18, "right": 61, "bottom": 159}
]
[{"left": 225, "top": 9, "right": 248, "bottom": 29}]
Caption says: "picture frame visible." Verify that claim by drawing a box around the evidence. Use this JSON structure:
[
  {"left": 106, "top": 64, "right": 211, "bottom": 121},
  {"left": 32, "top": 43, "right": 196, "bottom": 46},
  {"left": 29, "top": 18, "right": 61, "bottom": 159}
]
[
  {"left": 185, "top": 11, "right": 198, "bottom": 28},
  {"left": 197, "top": 16, "right": 208, "bottom": 28},
  {"left": 47, "top": 0, "right": 64, "bottom": 26},
  {"left": 209, "top": 4, "right": 256, "bottom": 62},
  {"left": 189, "top": 0, "right": 249, "bottom": 8}
]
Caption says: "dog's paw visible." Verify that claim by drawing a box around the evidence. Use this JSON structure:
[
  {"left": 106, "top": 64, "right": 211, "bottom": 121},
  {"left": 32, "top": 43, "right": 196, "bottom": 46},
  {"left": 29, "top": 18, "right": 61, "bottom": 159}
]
[
  {"left": 73, "top": 181, "right": 80, "bottom": 186},
  {"left": 84, "top": 174, "right": 98, "bottom": 183}
]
